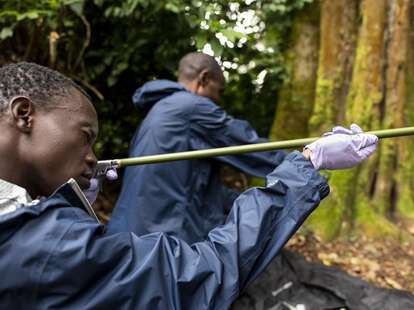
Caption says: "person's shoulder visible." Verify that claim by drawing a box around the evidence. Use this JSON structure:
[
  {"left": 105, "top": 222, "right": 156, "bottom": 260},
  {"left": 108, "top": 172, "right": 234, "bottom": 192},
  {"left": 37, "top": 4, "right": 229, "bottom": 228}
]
[
  {"left": 192, "top": 95, "right": 223, "bottom": 115},
  {"left": 155, "top": 89, "right": 220, "bottom": 117},
  {"left": 160, "top": 91, "right": 205, "bottom": 114},
  {"left": 0, "top": 199, "right": 100, "bottom": 255},
  {"left": 167, "top": 89, "right": 198, "bottom": 103},
  {"left": 27, "top": 184, "right": 103, "bottom": 231},
  {"left": 36, "top": 199, "right": 100, "bottom": 228}
]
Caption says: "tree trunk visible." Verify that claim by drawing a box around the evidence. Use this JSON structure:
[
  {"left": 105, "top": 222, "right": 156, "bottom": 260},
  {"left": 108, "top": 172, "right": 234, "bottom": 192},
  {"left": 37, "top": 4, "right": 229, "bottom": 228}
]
[
  {"left": 271, "top": 0, "right": 414, "bottom": 239},
  {"left": 374, "top": 0, "right": 411, "bottom": 218},
  {"left": 399, "top": 1, "right": 414, "bottom": 220},
  {"left": 310, "top": 0, "right": 358, "bottom": 133},
  {"left": 269, "top": 3, "right": 320, "bottom": 140},
  {"left": 305, "top": 0, "right": 361, "bottom": 237}
]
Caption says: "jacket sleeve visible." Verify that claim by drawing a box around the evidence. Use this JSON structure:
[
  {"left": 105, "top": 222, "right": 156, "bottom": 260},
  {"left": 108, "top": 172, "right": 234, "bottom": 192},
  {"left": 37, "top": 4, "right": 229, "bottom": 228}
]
[
  {"left": 41, "top": 152, "right": 329, "bottom": 310},
  {"left": 189, "top": 97, "right": 286, "bottom": 178}
]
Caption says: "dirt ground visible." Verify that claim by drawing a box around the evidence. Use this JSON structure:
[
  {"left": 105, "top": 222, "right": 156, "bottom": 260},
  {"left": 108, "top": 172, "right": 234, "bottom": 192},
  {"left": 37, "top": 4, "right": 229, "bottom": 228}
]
[{"left": 286, "top": 230, "right": 414, "bottom": 293}]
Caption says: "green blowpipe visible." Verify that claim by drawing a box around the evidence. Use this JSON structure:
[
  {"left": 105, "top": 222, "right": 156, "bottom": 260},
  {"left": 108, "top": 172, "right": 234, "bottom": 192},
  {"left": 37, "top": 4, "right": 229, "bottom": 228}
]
[{"left": 95, "top": 127, "right": 414, "bottom": 174}]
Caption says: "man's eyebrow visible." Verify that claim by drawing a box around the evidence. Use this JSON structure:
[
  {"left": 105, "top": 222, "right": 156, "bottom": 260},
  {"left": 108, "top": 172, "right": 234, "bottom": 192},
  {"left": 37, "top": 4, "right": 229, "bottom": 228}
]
[{"left": 80, "top": 121, "right": 98, "bottom": 137}]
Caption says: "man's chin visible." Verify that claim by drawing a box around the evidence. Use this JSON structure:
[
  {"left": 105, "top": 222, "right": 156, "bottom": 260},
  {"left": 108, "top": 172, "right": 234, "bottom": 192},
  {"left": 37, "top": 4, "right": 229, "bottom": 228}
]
[{"left": 75, "top": 176, "right": 91, "bottom": 190}]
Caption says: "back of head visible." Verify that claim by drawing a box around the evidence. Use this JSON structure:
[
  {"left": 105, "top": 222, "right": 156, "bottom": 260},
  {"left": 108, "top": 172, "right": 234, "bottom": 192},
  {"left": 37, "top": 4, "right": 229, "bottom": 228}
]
[
  {"left": 0, "top": 62, "right": 88, "bottom": 115},
  {"left": 178, "top": 52, "right": 225, "bottom": 103},
  {"left": 178, "top": 52, "right": 223, "bottom": 83}
]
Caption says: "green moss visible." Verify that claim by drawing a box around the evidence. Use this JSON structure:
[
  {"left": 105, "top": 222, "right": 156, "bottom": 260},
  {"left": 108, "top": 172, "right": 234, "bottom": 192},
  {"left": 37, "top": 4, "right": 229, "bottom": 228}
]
[
  {"left": 270, "top": 4, "right": 319, "bottom": 141},
  {"left": 346, "top": 33, "right": 384, "bottom": 128},
  {"left": 354, "top": 200, "right": 399, "bottom": 237},
  {"left": 249, "top": 177, "right": 265, "bottom": 187},
  {"left": 303, "top": 0, "right": 414, "bottom": 242},
  {"left": 271, "top": 78, "right": 317, "bottom": 140},
  {"left": 398, "top": 184, "right": 414, "bottom": 219},
  {"left": 405, "top": 67, "right": 414, "bottom": 124},
  {"left": 306, "top": 169, "right": 359, "bottom": 239},
  {"left": 310, "top": 59, "right": 347, "bottom": 134},
  {"left": 309, "top": 78, "right": 335, "bottom": 132},
  {"left": 306, "top": 198, "right": 343, "bottom": 240}
]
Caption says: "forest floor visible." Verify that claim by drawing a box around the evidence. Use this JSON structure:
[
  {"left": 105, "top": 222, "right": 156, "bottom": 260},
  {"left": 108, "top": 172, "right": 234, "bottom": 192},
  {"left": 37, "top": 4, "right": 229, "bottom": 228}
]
[{"left": 286, "top": 227, "right": 414, "bottom": 292}]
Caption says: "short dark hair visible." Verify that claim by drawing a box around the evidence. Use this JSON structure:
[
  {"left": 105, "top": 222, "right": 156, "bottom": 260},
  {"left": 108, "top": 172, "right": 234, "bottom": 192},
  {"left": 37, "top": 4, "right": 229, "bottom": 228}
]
[
  {"left": 0, "top": 62, "right": 89, "bottom": 114},
  {"left": 178, "top": 52, "right": 223, "bottom": 82}
]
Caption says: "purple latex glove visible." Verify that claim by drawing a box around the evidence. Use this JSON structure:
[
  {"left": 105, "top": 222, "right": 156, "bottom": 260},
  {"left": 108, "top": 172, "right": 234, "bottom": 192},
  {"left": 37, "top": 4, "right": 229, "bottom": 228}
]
[
  {"left": 83, "top": 169, "right": 118, "bottom": 205},
  {"left": 305, "top": 129, "right": 378, "bottom": 170},
  {"left": 323, "top": 123, "right": 363, "bottom": 136}
]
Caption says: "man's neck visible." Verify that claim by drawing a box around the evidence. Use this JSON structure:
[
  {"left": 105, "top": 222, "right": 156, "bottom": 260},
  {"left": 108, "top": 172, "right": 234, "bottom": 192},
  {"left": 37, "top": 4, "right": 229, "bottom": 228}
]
[
  {"left": 0, "top": 134, "right": 30, "bottom": 196},
  {"left": 178, "top": 80, "right": 197, "bottom": 94}
]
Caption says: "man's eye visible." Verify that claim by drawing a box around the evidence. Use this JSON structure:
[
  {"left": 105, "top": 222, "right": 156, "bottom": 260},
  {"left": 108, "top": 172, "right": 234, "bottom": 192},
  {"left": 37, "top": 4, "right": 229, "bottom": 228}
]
[{"left": 83, "top": 132, "right": 91, "bottom": 144}]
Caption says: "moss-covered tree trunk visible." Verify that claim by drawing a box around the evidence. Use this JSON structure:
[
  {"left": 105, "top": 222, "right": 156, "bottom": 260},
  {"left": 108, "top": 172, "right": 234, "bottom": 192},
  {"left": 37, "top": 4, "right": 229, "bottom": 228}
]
[
  {"left": 399, "top": 1, "right": 414, "bottom": 220},
  {"left": 271, "top": 0, "right": 414, "bottom": 239},
  {"left": 306, "top": 0, "right": 362, "bottom": 237},
  {"left": 269, "top": 3, "right": 320, "bottom": 140},
  {"left": 310, "top": 0, "right": 358, "bottom": 132},
  {"left": 374, "top": 0, "right": 411, "bottom": 219}
]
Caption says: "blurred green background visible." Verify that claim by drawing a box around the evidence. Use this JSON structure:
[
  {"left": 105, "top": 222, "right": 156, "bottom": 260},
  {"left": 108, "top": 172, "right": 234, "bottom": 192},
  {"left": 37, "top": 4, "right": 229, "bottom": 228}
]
[{"left": 0, "top": 0, "right": 311, "bottom": 157}]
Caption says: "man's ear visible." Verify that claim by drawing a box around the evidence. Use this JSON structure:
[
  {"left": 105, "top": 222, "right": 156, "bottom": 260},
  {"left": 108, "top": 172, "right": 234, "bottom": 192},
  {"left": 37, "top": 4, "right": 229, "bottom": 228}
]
[
  {"left": 198, "top": 69, "right": 210, "bottom": 87},
  {"left": 10, "top": 97, "right": 34, "bottom": 133}
]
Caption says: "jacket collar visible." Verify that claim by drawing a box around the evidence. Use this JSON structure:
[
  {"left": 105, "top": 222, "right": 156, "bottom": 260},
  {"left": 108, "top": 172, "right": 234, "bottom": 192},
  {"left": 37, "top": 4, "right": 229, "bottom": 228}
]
[
  {"left": 0, "top": 179, "right": 99, "bottom": 223},
  {"left": 0, "top": 178, "right": 34, "bottom": 216}
]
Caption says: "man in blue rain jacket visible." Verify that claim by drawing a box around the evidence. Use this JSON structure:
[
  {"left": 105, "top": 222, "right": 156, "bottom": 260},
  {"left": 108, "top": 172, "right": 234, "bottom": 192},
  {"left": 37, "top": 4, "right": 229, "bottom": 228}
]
[
  {"left": 108, "top": 53, "right": 286, "bottom": 242},
  {"left": 0, "top": 63, "right": 377, "bottom": 309}
]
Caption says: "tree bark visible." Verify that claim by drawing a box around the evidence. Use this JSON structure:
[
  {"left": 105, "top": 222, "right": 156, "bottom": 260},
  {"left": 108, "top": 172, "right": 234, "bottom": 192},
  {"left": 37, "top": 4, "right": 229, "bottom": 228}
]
[
  {"left": 310, "top": 0, "right": 358, "bottom": 133},
  {"left": 269, "top": 3, "right": 320, "bottom": 140},
  {"left": 271, "top": 0, "right": 414, "bottom": 239},
  {"left": 305, "top": 0, "right": 361, "bottom": 237},
  {"left": 374, "top": 0, "right": 411, "bottom": 219}
]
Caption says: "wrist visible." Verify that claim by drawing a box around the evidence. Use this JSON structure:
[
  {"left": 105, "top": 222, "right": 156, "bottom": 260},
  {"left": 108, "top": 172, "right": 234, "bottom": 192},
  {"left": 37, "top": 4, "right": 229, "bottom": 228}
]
[{"left": 302, "top": 148, "right": 312, "bottom": 160}]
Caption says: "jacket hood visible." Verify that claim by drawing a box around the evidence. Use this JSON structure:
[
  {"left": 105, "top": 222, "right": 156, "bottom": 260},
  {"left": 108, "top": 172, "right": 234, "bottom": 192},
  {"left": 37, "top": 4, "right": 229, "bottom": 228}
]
[{"left": 132, "top": 80, "right": 185, "bottom": 113}]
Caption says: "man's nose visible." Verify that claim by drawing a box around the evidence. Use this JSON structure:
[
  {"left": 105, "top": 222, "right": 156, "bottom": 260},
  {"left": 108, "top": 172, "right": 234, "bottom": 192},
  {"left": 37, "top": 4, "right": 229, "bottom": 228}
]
[{"left": 86, "top": 148, "right": 97, "bottom": 168}]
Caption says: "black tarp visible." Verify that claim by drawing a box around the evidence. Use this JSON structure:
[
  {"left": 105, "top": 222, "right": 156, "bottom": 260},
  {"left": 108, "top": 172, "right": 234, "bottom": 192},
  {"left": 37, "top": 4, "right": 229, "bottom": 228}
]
[{"left": 232, "top": 250, "right": 414, "bottom": 310}]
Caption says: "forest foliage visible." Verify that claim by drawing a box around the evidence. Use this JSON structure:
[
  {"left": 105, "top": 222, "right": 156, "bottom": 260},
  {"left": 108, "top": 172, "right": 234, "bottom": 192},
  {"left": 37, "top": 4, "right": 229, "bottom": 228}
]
[{"left": 0, "top": 0, "right": 312, "bottom": 157}]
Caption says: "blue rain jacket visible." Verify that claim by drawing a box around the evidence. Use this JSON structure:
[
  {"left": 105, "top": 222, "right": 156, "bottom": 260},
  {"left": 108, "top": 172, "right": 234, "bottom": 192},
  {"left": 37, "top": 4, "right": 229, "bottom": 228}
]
[
  {"left": 0, "top": 152, "right": 329, "bottom": 309},
  {"left": 108, "top": 80, "right": 286, "bottom": 243}
]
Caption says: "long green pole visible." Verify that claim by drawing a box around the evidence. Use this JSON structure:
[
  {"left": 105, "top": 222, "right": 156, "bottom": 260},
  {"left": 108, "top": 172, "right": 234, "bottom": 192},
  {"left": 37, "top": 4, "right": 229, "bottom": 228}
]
[{"left": 96, "top": 127, "right": 414, "bottom": 172}]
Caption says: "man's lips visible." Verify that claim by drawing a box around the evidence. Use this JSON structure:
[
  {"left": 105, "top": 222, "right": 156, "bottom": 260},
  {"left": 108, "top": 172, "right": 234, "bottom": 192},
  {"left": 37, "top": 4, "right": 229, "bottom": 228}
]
[
  {"left": 78, "top": 174, "right": 92, "bottom": 189},
  {"left": 82, "top": 171, "right": 93, "bottom": 179}
]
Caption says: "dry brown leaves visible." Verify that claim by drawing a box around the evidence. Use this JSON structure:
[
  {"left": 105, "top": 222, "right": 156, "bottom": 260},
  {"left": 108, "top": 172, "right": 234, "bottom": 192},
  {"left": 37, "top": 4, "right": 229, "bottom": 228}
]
[{"left": 286, "top": 231, "right": 414, "bottom": 292}]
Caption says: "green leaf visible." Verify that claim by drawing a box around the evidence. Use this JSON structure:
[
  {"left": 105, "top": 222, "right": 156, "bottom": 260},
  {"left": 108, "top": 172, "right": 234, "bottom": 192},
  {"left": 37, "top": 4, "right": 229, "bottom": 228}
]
[
  {"left": 15, "top": 10, "right": 50, "bottom": 21},
  {"left": 26, "top": 11, "right": 40, "bottom": 19},
  {"left": 93, "top": 0, "right": 105, "bottom": 7},
  {"left": 209, "top": 38, "right": 223, "bottom": 55},
  {"left": 165, "top": 2, "right": 180, "bottom": 13},
  {"left": 221, "top": 28, "right": 244, "bottom": 43},
  {"left": 0, "top": 27, "right": 13, "bottom": 40},
  {"left": 107, "top": 76, "right": 117, "bottom": 87},
  {"left": 113, "top": 61, "right": 128, "bottom": 75},
  {"left": 195, "top": 32, "right": 207, "bottom": 49},
  {"left": 70, "top": 2, "right": 84, "bottom": 16}
]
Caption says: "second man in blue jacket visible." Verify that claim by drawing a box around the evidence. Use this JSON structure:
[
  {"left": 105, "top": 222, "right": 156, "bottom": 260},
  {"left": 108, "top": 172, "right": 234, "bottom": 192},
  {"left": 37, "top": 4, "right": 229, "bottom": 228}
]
[{"left": 108, "top": 52, "right": 286, "bottom": 242}]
